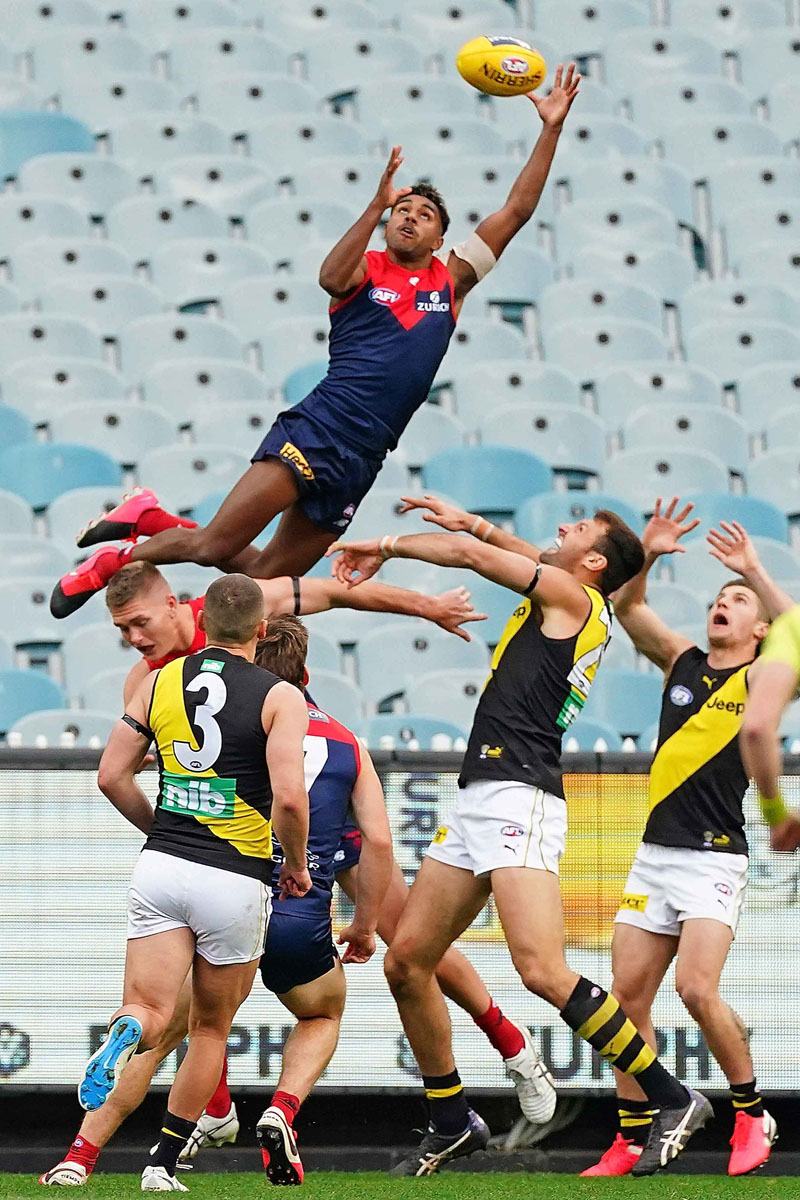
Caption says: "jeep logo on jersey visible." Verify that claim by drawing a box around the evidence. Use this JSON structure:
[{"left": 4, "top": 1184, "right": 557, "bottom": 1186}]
[
  {"left": 161, "top": 772, "right": 236, "bottom": 818},
  {"left": 670, "top": 684, "right": 693, "bottom": 706},
  {"left": 416, "top": 289, "right": 450, "bottom": 313},
  {"left": 501, "top": 55, "right": 529, "bottom": 74},
  {"left": 369, "top": 286, "right": 401, "bottom": 306}
]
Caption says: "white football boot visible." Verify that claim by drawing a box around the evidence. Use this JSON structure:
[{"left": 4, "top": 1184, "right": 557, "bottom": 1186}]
[
  {"left": 178, "top": 1103, "right": 239, "bottom": 1162},
  {"left": 504, "top": 1024, "right": 557, "bottom": 1125},
  {"left": 141, "top": 1166, "right": 188, "bottom": 1192}
]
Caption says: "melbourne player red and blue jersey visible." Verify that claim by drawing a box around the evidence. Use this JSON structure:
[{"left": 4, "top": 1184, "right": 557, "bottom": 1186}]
[
  {"left": 294, "top": 249, "right": 457, "bottom": 455},
  {"left": 270, "top": 702, "right": 362, "bottom": 911}
]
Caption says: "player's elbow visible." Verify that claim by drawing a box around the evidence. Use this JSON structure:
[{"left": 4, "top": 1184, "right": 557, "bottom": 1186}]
[
  {"left": 740, "top": 714, "right": 771, "bottom": 745},
  {"left": 97, "top": 763, "right": 125, "bottom": 799},
  {"left": 361, "top": 829, "right": 393, "bottom": 859},
  {"left": 318, "top": 266, "right": 348, "bottom": 298}
]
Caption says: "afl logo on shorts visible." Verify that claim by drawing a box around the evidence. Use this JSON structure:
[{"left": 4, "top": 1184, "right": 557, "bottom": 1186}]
[
  {"left": 715, "top": 882, "right": 733, "bottom": 897},
  {"left": 369, "top": 286, "right": 401, "bottom": 306},
  {"left": 501, "top": 55, "right": 529, "bottom": 74},
  {"left": 670, "top": 684, "right": 693, "bottom": 706},
  {"left": 501, "top": 825, "right": 524, "bottom": 837},
  {"left": 416, "top": 289, "right": 450, "bottom": 313}
]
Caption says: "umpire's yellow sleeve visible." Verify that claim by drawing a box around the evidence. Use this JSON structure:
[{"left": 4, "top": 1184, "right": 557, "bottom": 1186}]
[{"left": 759, "top": 605, "right": 800, "bottom": 683}]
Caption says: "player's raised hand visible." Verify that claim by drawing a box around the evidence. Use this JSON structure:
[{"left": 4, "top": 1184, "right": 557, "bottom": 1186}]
[
  {"left": 337, "top": 924, "right": 376, "bottom": 964},
  {"left": 327, "top": 538, "right": 385, "bottom": 587},
  {"left": 770, "top": 814, "right": 800, "bottom": 853},
  {"left": 375, "top": 145, "right": 411, "bottom": 211},
  {"left": 399, "top": 494, "right": 474, "bottom": 533},
  {"left": 707, "top": 521, "right": 759, "bottom": 575},
  {"left": 277, "top": 862, "right": 312, "bottom": 900},
  {"left": 643, "top": 497, "right": 701, "bottom": 556},
  {"left": 529, "top": 62, "right": 581, "bottom": 127},
  {"left": 429, "top": 587, "right": 488, "bottom": 642}
]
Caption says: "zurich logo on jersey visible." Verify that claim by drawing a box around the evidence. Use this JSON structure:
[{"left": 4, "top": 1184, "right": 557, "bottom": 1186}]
[
  {"left": 670, "top": 684, "right": 693, "bottom": 706},
  {"left": 369, "top": 286, "right": 401, "bottom": 306},
  {"left": 308, "top": 707, "right": 330, "bottom": 722},
  {"left": 416, "top": 289, "right": 450, "bottom": 313}
]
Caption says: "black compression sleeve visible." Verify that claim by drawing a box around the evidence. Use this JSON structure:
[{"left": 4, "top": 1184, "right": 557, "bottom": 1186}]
[{"left": 122, "top": 714, "right": 153, "bottom": 742}]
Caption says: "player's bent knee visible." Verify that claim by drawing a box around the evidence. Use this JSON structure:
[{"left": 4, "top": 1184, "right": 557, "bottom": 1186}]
[
  {"left": 384, "top": 945, "right": 429, "bottom": 995},
  {"left": 676, "top": 977, "right": 718, "bottom": 1017}
]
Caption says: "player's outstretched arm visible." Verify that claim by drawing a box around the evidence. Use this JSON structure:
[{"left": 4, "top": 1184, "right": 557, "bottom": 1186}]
[
  {"left": 612, "top": 497, "right": 698, "bottom": 673},
  {"left": 707, "top": 521, "right": 795, "bottom": 620},
  {"left": 318, "top": 145, "right": 410, "bottom": 298},
  {"left": 338, "top": 750, "right": 393, "bottom": 964},
  {"left": 399, "top": 494, "right": 541, "bottom": 561},
  {"left": 742, "top": 656, "right": 800, "bottom": 849},
  {"left": 263, "top": 681, "right": 311, "bottom": 899},
  {"left": 97, "top": 673, "right": 157, "bottom": 834}
]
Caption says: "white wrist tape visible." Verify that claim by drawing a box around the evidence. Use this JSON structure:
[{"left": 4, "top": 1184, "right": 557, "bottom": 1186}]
[{"left": 450, "top": 231, "right": 496, "bottom": 282}]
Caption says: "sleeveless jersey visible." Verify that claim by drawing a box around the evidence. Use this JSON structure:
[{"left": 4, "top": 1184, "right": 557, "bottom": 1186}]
[
  {"left": 271, "top": 703, "right": 362, "bottom": 913},
  {"left": 146, "top": 648, "right": 281, "bottom": 882},
  {"left": 460, "top": 586, "right": 613, "bottom": 798},
  {"left": 644, "top": 646, "right": 751, "bottom": 856},
  {"left": 295, "top": 249, "right": 456, "bottom": 455},
  {"left": 148, "top": 596, "right": 205, "bottom": 670}
]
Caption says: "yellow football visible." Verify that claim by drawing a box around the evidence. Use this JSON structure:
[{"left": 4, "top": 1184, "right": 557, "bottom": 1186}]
[{"left": 456, "top": 35, "right": 547, "bottom": 97}]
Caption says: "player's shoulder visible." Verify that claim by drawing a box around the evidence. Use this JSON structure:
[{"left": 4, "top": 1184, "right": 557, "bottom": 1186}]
[
  {"left": 307, "top": 703, "right": 360, "bottom": 747},
  {"left": 761, "top": 604, "right": 800, "bottom": 664}
]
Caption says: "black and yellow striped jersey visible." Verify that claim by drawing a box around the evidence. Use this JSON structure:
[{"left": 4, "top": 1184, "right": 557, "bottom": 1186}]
[
  {"left": 145, "top": 648, "right": 282, "bottom": 882},
  {"left": 644, "top": 646, "right": 751, "bottom": 856},
  {"left": 460, "top": 585, "right": 612, "bottom": 798}
]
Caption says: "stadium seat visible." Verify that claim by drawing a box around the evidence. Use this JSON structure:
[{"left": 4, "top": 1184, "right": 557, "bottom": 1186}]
[
  {"left": 646, "top": 581, "right": 708, "bottom": 628},
  {"left": 628, "top": 76, "right": 750, "bottom": 138},
  {"left": 583, "top": 669, "right": 662, "bottom": 738},
  {"left": 304, "top": 629, "right": 341, "bottom": 677},
  {"left": 0, "top": 194, "right": 86, "bottom": 259},
  {"left": 59, "top": 76, "right": 182, "bottom": 133},
  {"left": 150, "top": 238, "right": 273, "bottom": 306},
  {"left": 669, "top": 536, "right": 788, "bottom": 595},
  {"left": 251, "top": 315, "right": 330, "bottom": 382},
  {"left": 660, "top": 116, "right": 783, "bottom": 179},
  {"left": 539, "top": 279, "right": 663, "bottom": 331},
  {"left": 248, "top": 0, "right": 379, "bottom": 43},
  {"left": 623, "top": 405, "right": 749, "bottom": 475},
  {"left": 0, "top": 313, "right": 101, "bottom": 371},
  {"left": 195, "top": 73, "right": 319, "bottom": 133},
  {"left": 452, "top": 361, "right": 581, "bottom": 432},
  {"left": 766, "top": 407, "right": 800, "bottom": 454},
  {"left": 166, "top": 28, "right": 287, "bottom": 84},
  {"left": 603, "top": 28, "right": 722, "bottom": 92},
  {"left": 108, "top": 115, "right": 229, "bottom": 168},
  {"left": 603, "top": 447, "right": 729, "bottom": 512},
  {"left": 0, "top": 111, "right": 93, "bottom": 179},
  {"left": 747, "top": 452, "right": 800, "bottom": 519},
  {"left": 375, "top": 116, "right": 508, "bottom": 165},
  {"left": 0, "top": 279, "right": 20, "bottom": 314},
  {"left": 399, "top": 0, "right": 515, "bottom": 53},
  {"left": 638, "top": 722, "right": 661, "bottom": 752},
  {"left": 121, "top": 0, "right": 243, "bottom": 52},
  {"left": 594, "top": 363, "right": 722, "bottom": 430},
  {"left": 438, "top": 318, "right": 527, "bottom": 378},
  {"left": 685, "top": 320, "right": 800, "bottom": 383},
  {"left": 82, "top": 666, "right": 130, "bottom": 714},
  {"left": 192, "top": 402, "right": 282, "bottom": 455},
  {"left": 40, "top": 277, "right": 165, "bottom": 337},
  {"left": 516, "top": 492, "right": 644, "bottom": 545},
  {"left": 9, "top": 708, "right": 115, "bottom": 746},
  {"left": 0, "top": 75, "right": 44, "bottom": 110},
  {"left": 447, "top": 573, "right": 518, "bottom": 647},
  {"left": 10, "top": 236, "right": 134, "bottom": 301},
  {"left": 566, "top": 159, "right": 696, "bottom": 229},
  {"left": 221, "top": 278, "right": 323, "bottom": 336},
  {"left": 534, "top": 0, "right": 650, "bottom": 53},
  {"left": 49, "top": 402, "right": 177, "bottom": 468},
  {"left": 396, "top": 405, "right": 465, "bottom": 470},
  {"left": 407, "top": 667, "right": 484, "bottom": 731},
  {"left": 2, "top": 357, "right": 127, "bottom": 422},
  {"left": 138, "top": 443, "right": 249, "bottom": 512},
  {"left": 302, "top": 669, "right": 363, "bottom": 730},
  {"left": 556, "top": 199, "right": 678, "bottom": 261},
  {"left": 724, "top": 200, "right": 800, "bottom": 267},
  {"left": 558, "top": 115, "right": 648, "bottom": 159},
  {"left": 362, "top": 713, "right": 468, "bottom": 750},
  {"left": 18, "top": 153, "right": 137, "bottom": 218},
  {"left": 292, "top": 155, "right": 391, "bottom": 209},
  {"left": 156, "top": 561, "right": 221, "bottom": 600},
  {"left": 737, "top": 29, "right": 800, "bottom": 102},
  {"left": 345, "top": 487, "right": 444, "bottom": 542},
  {"left": 0, "top": 632, "right": 11, "bottom": 670},
  {"left": 669, "top": 0, "right": 785, "bottom": 44},
  {"left": 0, "top": 669, "right": 65, "bottom": 734},
  {"left": 0, "top": 488, "right": 34, "bottom": 535},
  {"left": 707, "top": 157, "right": 800, "bottom": 223},
  {"left": 0, "top": 405, "right": 33, "bottom": 450},
  {"left": 277, "top": 239, "right": 336, "bottom": 275},
  {"left": 543, "top": 317, "right": 667, "bottom": 376},
  {"left": 46, "top": 484, "right": 126, "bottom": 545},
  {"left": 143, "top": 357, "right": 270, "bottom": 421},
  {"left": 563, "top": 717, "right": 625, "bottom": 752},
  {"left": 681, "top": 281, "right": 800, "bottom": 328},
  {"left": 0, "top": 533, "right": 71, "bottom": 577},
  {"left": 246, "top": 198, "right": 360, "bottom": 256},
  {"left": 480, "top": 403, "right": 606, "bottom": 481},
  {"left": 283, "top": 360, "right": 326, "bottom": 405},
  {"left": 247, "top": 115, "right": 371, "bottom": 178},
  {"left": 423, "top": 446, "right": 552, "bottom": 519},
  {"left": 157, "top": 155, "right": 275, "bottom": 217},
  {"left": 355, "top": 74, "right": 475, "bottom": 135},
  {"left": 62, "top": 622, "right": 141, "bottom": 702},
  {"left": 106, "top": 197, "right": 227, "bottom": 262},
  {"left": 602, "top": 628, "right": 640, "bottom": 672},
  {"left": 482, "top": 248, "right": 556, "bottom": 314},
  {"left": 736, "top": 242, "right": 800, "bottom": 291},
  {"left": 357, "top": 623, "right": 490, "bottom": 712},
  {"left": 30, "top": 27, "right": 153, "bottom": 91},
  {"left": 0, "top": 0, "right": 104, "bottom": 50},
  {"left": 303, "top": 31, "right": 426, "bottom": 98},
  {"left": 118, "top": 314, "right": 245, "bottom": 381},
  {"left": 571, "top": 243, "right": 696, "bottom": 303},
  {"left": 0, "top": 442, "right": 121, "bottom": 510},
  {"left": 681, "top": 492, "right": 790, "bottom": 544},
  {"left": 767, "top": 79, "right": 800, "bottom": 146},
  {"left": 0, "top": 576, "right": 104, "bottom": 645}
]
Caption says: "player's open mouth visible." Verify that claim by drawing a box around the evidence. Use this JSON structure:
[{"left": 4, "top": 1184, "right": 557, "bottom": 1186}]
[
  {"left": 552, "top": 535, "right": 563, "bottom": 550},
  {"left": 139, "top": 645, "right": 156, "bottom": 657},
  {"left": 400, "top": 226, "right": 415, "bottom": 238},
  {"left": 712, "top": 613, "right": 728, "bottom": 627}
]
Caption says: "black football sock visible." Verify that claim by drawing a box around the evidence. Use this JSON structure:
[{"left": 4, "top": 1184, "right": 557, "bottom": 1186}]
[
  {"left": 731, "top": 1079, "right": 764, "bottom": 1119},
  {"left": 423, "top": 1069, "right": 469, "bottom": 1136},
  {"left": 618, "top": 1098, "right": 657, "bottom": 1147},
  {"left": 149, "top": 1112, "right": 195, "bottom": 1175}
]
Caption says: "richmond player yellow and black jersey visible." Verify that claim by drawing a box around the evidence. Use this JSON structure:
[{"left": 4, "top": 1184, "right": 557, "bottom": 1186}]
[
  {"left": 145, "top": 648, "right": 282, "bottom": 883},
  {"left": 460, "top": 584, "right": 613, "bottom": 798},
  {"left": 759, "top": 604, "right": 800, "bottom": 681},
  {"left": 644, "top": 646, "right": 751, "bottom": 856}
]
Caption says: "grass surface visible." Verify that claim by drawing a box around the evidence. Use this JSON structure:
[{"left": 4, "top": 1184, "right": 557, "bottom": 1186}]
[{"left": 1, "top": 1173, "right": 794, "bottom": 1200}]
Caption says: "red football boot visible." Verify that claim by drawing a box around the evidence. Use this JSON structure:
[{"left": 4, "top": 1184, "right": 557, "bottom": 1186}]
[
  {"left": 77, "top": 487, "right": 196, "bottom": 549},
  {"left": 50, "top": 545, "right": 132, "bottom": 618},
  {"left": 580, "top": 1132, "right": 642, "bottom": 1176},
  {"left": 728, "top": 1110, "right": 777, "bottom": 1176}
]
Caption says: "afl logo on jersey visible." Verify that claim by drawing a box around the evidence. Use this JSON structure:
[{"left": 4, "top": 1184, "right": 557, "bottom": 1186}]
[
  {"left": 369, "top": 286, "right": 401, "bottom": 306},
  {"left": 416, "top": 289, "right": 450, "bottom": 313},
  {"left": 501, "top": 55, "right": 529, "bottom": 74},
  {"left": 670, "top": 684, "right": 693, "bottom": 706}
]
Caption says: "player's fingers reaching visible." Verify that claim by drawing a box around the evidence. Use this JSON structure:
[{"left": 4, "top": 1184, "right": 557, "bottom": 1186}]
[
  {"left": 679, "top": 517, "right": 701, "bottom": 539},
  {"left": 663, "top": 496, "right": 678, "bottom": 519},
  {"left": 553, "top": 63, "right": 563, "bottom": 90},
  {"left": 653, "top": 497, "right": 662, "bottom": 518},
  {"left": 674, "top": 500, "right": 695, "bottom": 525}
]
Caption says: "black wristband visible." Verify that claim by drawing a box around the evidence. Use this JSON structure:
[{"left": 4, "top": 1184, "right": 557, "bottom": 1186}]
[
  {"left": 292, "top": 576, "right": 302, "bottom": 616},
  {"left": 122, "top": 714, "right": 153, "bottom": 742}
]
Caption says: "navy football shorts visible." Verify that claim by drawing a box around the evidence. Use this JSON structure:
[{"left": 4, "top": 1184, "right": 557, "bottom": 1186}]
[
  {"left": 260, "top": 899, "right": 337, "bottom": 996},
  {"left": 252, "top": 409, "right": 383, "bottom": 535},
  {"left": 333, "top": 822, "right": 363, "bottom": 874}
]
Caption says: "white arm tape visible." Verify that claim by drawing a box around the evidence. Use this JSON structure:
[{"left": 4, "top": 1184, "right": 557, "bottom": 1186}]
[{"left": 450, "top": 231, "right": 496, "bottom": 282}]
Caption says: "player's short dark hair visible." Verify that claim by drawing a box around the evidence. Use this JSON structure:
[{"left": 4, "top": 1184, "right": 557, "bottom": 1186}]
[
  {"left": 106, "top": 562, "right": 167, "bottom": 609},
  {"left": 203, "top": 574, "right": 264, "bottom": 645},
  {"left": 396, "top": 181, "right": 450, "bottom": 234},
  {"left": 593, "top": 511, "right": 645, "bottom": 596},
  {"left": 718, "top": 578, "right": 770, "bottom": 624},
  {"left": 255, "top": 615, "right": 309, "bottom": 688}
]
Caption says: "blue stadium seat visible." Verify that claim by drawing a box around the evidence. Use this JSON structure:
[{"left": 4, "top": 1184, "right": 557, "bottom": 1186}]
[
  {"left": 0, "top": 442, "right": 121, "bottom": 510},
  {"left": 303, "top": 31, "right": 426, "bottom": 98},
  {"left": 303, "top": 669, "right": 363, "bottom": 730},
  {"left": 276, "top": 239, "right": 335, "bottom": 275},
  {"left": 534, "top": 0, "right": 650, "bottom": 52},
  {"left": 40, "top": 277, "right": 165, "bottom": 337},
  {"left": 707, "top": 157, "right": 800, "bottom": 223},
  {"left": 583, "top": 669, "right": 662, "bottom": 738},
  {"left": 681, "top": 281, "right": 800, "bottom": 328},
  {"left": 747, "top": 452, "right": 800, "bottom": 519},
  {"left": 143, "top": 357, "right": 270, "bottom": 421},
  {"left": 603, "top": 447, "right": 729, "bottom": 512},
  {"left": 59, "top": 76, "right": 181, "bottom": 133},
  {"left": 685, "top": 320, "right": 800, "bottom": 383},
  {"left": 122, "top": 0, "right": 242, "bottom": 52},
  {"left": 357, "top": 623, "right": 490, "bottom": 712},
  {"left": 447, "top": 573, "right": 518, "bottom": 647},
  {"left": 62, "top": 622, "right": 141, "bottom": 702},
  {"left": 46, "top": 485, "right": 126, "bottom": 544},
  {"left": 0, "top": 314, "right": 102, "bottom": 371},
  {"left": 628, "top": 75, "right": 750, "bottom": 137},
  {"left": 407, "top": 668, "right": 484, "bottom": 730},
  {"left": 362, "top": 713, "right": 468, "bottom": 750},
  {"left": 0, "top": 632, "right": 12, "bottom": 669},
  {"left": 118, "top": 314, "right": 245, "bottom": 381},
  {"left": 304, "top": 629, "right": 341, "bottom": 676},
  {"left": 400, "top": 0, "right": 515, "bottom": 55},
  {"left": 646, "top": 581, "right": 708, "bottom": 628},
  {"left": 397, "top": 405, "right": 465, "bottom": 470},
  {"left": 0, "top": 405, "right": 33, "bottom": 450},
  {"left": 438, "top": 318, "right": 527, "bottom": 377},
  {"left": 375, "top": 116, "right": 508, "bottom": 165},
  {"left": 157, "top": 561, "right": 223, "bottom": 600},
  {"left": 480, "top": 403, "right": 606, "bottom": 481},
  {"left": 30, "top": 27, "right": 153, "bottom": 91},
  {"left": 254, "top": 315, "right": 330, "bottom": 382},
  {"left": 246, "top": 198, "right": 360, "bottom": 256},
  {"left": 0, "top": 488, "right": 33, "bottom": 535},
  {"left": 253, "top": 0, "right": 379, "bottom": 45},
  {"left": 355, "top": 74, "right": 475, "bottom": 135},
  {"left": 18, "top": 153, "right": 137, "bottom": 218},
  {"left": 0, "top": 0, "right": 103, "bottom": 50},
  {"left": 669, "top": 0, "right": 785, "bottom": 45},
  {"left": 767, "top": 79, "right": 800, "bottom": 146},
  {"left": 106, "top": 196, "right": 227, "bottom": 261},
  {"left": 192, "top": 402, "right": 283, "bottom": 455},
  {"left": 9, "top": 708, "right": 115, "bottom": 746},
  {"left": 0, "top": 193, "right": 86, "bottom": 258},
  {"left": 571, "top": 243, "right": 696, "bottom": 303},
  {"left": 108, "top": 115, "right": 229, "bottom": 168},
  {"left": 0, "top": 76, "right": 44, "bottom": 110},
  {"left": 624, "top": 405, "right": 749, "bottom": 475},
  {"left": 516, "top": 491, "right": 645, "bottom": 543},
  {"left": 603, "top": 28, "right": 722, "bottom": 92},
  {"left": 0, "top": 576, "right": 105, "bottom": 645},
  {"left": 638, "top": 722, "right": 661, "bottom": 752},
  {"left": 766, "top": 407, "right": 800, "bottom": 455},
  {"left": 566, "top": 159, "right": 695, "bottom": 228},
  {"left": 724, "top": 200, "right": 800, "bottom": 267},
  {"left": 222, "top": 278, "right": 323, "bottom": 335},
  {"left": 166, "top": 28, "right": 287, "bottom": 84},
  {"left": 195, "top": 72, "right": 319, "bottom": 134},
  {"left": 292, "top": 155, "right": 389, "bottom": 208},
  {"left": 594, "top": 363, "right": 722, "bottom": 429},
  {"left": 563, "top": 717, "right": 625, "bottom": 752},
  {"left": 539, "top": 279, "right": 663, "bottom": 331},
  {"left": 247, "top": 115, "right": 371, "bottom": 177},
  {"left": 737, "top": 29, "right": 800, "bottom": 102},
  {"left": 0, "top": 111, "right": 94, "bottom": 178},
  {"left": 0, "top": 669, "right": 65, "bottom": 734},
  {"left": 49, "top": 402, "right": 177, "bottom": 468},
  {"left": 453, "top": 361, "right": 581, "bottom": 431},
  {"left": 601, "top": 629, "right": 640, "bottom": 672},
  {"left": 3, "top": 357, "right": 127, "bottom": 422},
  {"left": 81, "top": 666, "right": 131, "bottom": 712},
  {"left": 559, "top": 115, "right": 648, "bottom": 158},
  {"left": 157, "top": 155, "right": 275, "bottom": 217},
  {"left": 283, "top": 360, "right": 326, "bottom": 404},
  {"left": 11, "top": 237, "right": 134, "bottom": 301},
  {"left": 736, "top": 241, "right": 800, "bottom": 291},
  {"left": 671, "top": 536, "right": 800, "bottom": 595},
  {"left": 345, "top": 487, "right": 440, "bottom": 541},
  {"left": 681, "top": 492, "right": 790, "bottom": 543},
  {"left": 423, "top": 446, "right": 552, "bottom": 518},
  {"left": 543, "top": 317, "right": 667, "bottom": 376},
  {"left": 556, "top": 199, "right": 678, "bottom": 260},
  {"left": 483, "top": 248, "right": 556, "bottom": 314},
  {"left": 0, "top": 533, "right": 71, "bottom": 577},
  {"left": 660, "top": 116, "right": 783, "bottom": 179},
  {"left": 150, "top": 238, "right": 273, "bottom": 306},
  {"left": 138, "top": 443, "right": 249, "bottom": 511}
]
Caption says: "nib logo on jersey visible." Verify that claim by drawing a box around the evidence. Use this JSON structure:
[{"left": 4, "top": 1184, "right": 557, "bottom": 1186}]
[
  {"left": 162, "top": 772, "right": 237, "bottom": 819},
  {"left": 415, "top": 289, "right": 450, "bottom": 313}
]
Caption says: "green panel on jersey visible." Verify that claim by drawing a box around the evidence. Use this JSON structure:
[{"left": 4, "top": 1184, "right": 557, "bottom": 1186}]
[
  {"left": 200, "top": 658, "right": 226, "bottom": 673},
  {"left": 161, "top": 772, "right": 237, "bottom": 819}
]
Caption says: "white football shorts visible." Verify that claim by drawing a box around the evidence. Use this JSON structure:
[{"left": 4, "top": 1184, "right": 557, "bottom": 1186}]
[
  {"left": 425, "top": 780, "right": 567, "bottom": 877},
  {"left": 614, "top": 841, "right": 748, "bottom": 937},
  {"left": 127, "top": 848, "right": 271, "bottom": 965}
]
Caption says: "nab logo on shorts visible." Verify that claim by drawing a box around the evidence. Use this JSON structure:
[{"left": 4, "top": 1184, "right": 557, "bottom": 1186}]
[
  {"left": 415, "top": 289, "right": 450, "bottom": 313},
  {"left": 670, "top": 684, "right": 693, "bottom": 706},
  {"left": 280, "top": 441, "right": 315, "bottom": 480},
  {"left": 369, "top": 286, "right": 401, "bottom": 306}
]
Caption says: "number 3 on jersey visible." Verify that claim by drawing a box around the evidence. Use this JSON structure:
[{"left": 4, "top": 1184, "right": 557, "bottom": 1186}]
[{"left": 173, "top": 670, "right": 227, "bottom": 772}]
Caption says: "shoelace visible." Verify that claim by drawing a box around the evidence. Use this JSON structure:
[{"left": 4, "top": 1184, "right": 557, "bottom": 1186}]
[{"left": 658, "top": 1102, "right": 696, "bottom": 1165}]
